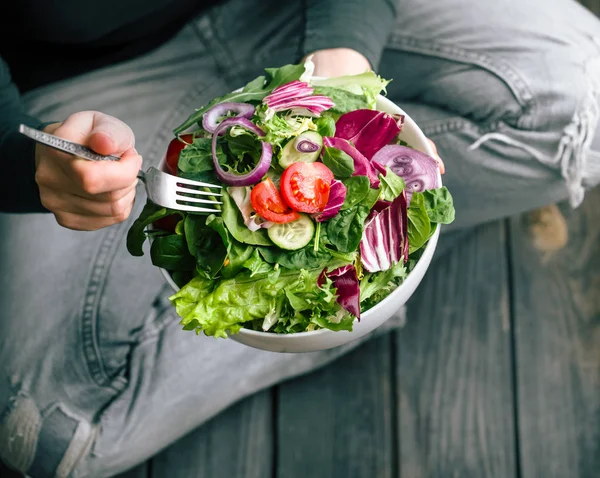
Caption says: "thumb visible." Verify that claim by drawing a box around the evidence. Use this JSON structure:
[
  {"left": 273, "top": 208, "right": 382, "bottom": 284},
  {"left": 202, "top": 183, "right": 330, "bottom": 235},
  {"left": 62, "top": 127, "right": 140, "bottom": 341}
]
[
  {"left": 88, "top": 113, "right": 135, "bottom": 156},
  {"left": 57, "top": 111, "right": 135, "bottom": 157}
]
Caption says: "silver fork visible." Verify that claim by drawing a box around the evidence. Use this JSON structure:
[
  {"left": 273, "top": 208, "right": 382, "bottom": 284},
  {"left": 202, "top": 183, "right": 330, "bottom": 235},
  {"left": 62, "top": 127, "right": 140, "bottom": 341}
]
[{"left": 19, "top": 124, "right": 222, "bottom": 213}]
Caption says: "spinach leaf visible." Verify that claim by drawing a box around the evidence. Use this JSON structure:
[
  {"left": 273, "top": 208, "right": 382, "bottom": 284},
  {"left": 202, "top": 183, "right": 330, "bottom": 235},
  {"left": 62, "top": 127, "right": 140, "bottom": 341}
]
[
  {"left": 365, "top": 187, "right": 381, "bottom": 209},
  {"left": 418, "top": 187, "right": 455, "bottom": 224},
  {"left": 406, "top": 193, "right": 432, "bottom": 254},
  {"left": 258, "top": 244, "right": 331, "bottom": 270},
  {"left": 316, "top": 115, "right": 336, "bottom": 137},
  {"left": 225, "top": 132, "right": 262, "bottom": 163},
  {"left": 221, "top": 190, "right": 272, "bottom": 246},
  {"left": 265, "top": 63, "right": 306, "bottom": 90},
  {"left": 177, "top": 138, "right": 216, "bottom": 172},
  {"left": 327, "top": 204, "right": 370, "bottom": 253},
  {"left": 322, "top": 146, "right": 355, "bottom": 178},
  {"left": 205, "top": 215, "right": 254, "bottom": 278},
  {"left": 184, "top": 214, "right": 227, "bottom": 277},
  {"left": 150, "top": 234, "right": 195, "bottom": 271},
  {"left": 126, "top": 200, "right": 182, "bottom": 256},
  {"left": 378, "top": 167, "right": 406, "bottom": 202},
  {"left": 341, "top": 176, "right": 370, "bottom": 210},
  {"left": 313, "top": 86, "right": 371, "bottom": 114}
]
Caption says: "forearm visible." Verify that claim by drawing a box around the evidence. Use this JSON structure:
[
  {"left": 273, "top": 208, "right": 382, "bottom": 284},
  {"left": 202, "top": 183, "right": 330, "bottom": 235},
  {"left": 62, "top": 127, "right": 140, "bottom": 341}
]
[{"left": 303, "top": 0, "right": 397, "bottom": 70}]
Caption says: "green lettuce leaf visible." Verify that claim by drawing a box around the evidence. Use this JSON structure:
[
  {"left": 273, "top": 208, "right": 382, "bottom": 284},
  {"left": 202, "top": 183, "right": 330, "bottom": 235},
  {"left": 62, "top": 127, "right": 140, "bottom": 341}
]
[
  {"left": 170, "top": 269, "right": 320, "bottom": 338},
  {"left": 360, "top": 262, "right": 407, "bottom": 311}
]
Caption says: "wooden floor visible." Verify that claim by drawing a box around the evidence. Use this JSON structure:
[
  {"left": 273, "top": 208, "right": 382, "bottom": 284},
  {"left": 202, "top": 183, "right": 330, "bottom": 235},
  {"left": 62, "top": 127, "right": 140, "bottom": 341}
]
[{"left": 109, "top": 186, "right": 599, "bottom": 478}]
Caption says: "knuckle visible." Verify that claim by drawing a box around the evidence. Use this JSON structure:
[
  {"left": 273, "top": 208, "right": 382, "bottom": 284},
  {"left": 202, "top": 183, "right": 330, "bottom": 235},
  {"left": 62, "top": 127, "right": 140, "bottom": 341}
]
[
  {"left": 79, "top": 171, "right": 102, "bottom": 195},
  {"left": 55, "top": 214, "right": 77, "bottom": 230},
  {"left": 34, "top": 162, "right": 53, "bottom": 187},
  {"left": 39, "top": 192, "right": 59, "bottom": 212}
]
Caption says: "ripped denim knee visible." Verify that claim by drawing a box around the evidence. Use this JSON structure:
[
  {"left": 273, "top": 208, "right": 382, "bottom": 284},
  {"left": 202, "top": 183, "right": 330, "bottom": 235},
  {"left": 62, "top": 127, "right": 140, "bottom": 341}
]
[
  {"left": 469, "top": 46, "right": 600, "bottom": 208},
  {"left": 0, "top": 393, "right": 97, "bottom": 478}
]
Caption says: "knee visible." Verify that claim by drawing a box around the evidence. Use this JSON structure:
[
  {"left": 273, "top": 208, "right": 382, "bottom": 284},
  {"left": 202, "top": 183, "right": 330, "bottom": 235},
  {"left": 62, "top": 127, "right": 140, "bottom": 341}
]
[
  {"left": 470, "top": 46, "right": 600, "bottom": 208},
  {"left": 0, "top": 390, "right": 97, "bottom": 478}
]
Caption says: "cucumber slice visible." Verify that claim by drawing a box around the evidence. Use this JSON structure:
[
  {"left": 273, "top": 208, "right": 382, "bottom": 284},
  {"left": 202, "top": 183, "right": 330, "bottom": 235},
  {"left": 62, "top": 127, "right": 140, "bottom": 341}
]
[
  {"left": 267, "top": 214, "right": 315, "bottom": 250},
  {"left": 279, "top": 131, "right": 323, "bottom": 169}
]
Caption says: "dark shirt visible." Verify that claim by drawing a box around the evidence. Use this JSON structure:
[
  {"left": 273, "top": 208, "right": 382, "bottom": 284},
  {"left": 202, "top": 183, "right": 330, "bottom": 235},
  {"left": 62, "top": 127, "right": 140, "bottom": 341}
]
[{"left": 0, "top": 0, "right": 397, "bottom": 212}]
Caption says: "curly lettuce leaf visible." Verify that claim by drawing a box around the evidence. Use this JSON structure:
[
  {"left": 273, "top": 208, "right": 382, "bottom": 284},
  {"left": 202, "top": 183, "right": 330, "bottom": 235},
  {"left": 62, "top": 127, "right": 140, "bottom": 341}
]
[{"left": 170, "top": 268, "right": 344, "bottom": 338}]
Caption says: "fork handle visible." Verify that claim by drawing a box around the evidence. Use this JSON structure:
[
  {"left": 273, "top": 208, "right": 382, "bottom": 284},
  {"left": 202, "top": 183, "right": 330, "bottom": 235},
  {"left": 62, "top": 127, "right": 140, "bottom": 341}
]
[{"left": 19, "top": 124, "right": 121, "bottom": 162}]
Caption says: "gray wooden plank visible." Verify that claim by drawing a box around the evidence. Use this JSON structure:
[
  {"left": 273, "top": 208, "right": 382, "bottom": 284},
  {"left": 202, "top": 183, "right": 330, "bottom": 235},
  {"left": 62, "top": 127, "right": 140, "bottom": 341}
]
[
  {"left": 150, "top": 390, "right": 273, "bottom": 478},
  {"left": 276, "top": 335, "right": 395, "bottom": 478},
  {"left": 396, "top": 221, "right": 517, "bottom": 478},
  {"left": 510, "top": 189, "right": 600, "bottom": 478},
  {"left": 114, "top": 462, "right": 148, "bottom": 478}
]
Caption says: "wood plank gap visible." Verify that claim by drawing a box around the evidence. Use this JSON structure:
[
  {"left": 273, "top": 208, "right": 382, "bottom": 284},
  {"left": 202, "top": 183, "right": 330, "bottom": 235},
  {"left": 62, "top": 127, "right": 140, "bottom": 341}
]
[
  {"left": 390, "top": 331, "right": 400, "bottom": 478},
  {"left": 504, "top": 217, "right": 523, "bottom": 478},
  {"left": 271, "top": 387, "right": 279, "bottom": 478}
]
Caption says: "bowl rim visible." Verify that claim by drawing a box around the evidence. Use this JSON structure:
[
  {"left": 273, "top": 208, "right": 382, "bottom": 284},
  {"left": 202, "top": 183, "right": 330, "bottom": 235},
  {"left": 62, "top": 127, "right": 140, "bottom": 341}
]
[{"left": 156, "top": 91, "right": 441, "bottom": 338}]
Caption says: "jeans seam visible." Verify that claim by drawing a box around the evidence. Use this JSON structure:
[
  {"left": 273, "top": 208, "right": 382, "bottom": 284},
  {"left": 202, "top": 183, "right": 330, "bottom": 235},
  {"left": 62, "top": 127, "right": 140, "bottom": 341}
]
[
  {"left": 79, "top": 80, "right": 217, "bottom": 391},
  {"left": 387, "top": 34, "right": 536, "bottom": 129}
]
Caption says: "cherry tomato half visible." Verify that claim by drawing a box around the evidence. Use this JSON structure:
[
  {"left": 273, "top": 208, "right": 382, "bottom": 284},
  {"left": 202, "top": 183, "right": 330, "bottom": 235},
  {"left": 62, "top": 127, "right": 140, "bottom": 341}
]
[
  {"left": 152, "top": 214, "right": 180, "bottom": 233},
  {"left": 250, "top": 178, "right": 300, "bottom": 224},
  {"left": 280, "top": 162, "right": 334, "bottom": 213},
  {"left": 165, "top": 134, "right": 194, "bottom": 175}
]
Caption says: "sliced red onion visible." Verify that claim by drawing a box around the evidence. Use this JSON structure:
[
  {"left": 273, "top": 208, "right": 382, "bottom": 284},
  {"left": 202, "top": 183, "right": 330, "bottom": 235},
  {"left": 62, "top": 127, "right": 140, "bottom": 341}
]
[
  {"left": 360, "top": 191, "right": 409, "bottom": 272},
  {"left": 335, "top": 109, "right": 404, "bottom": 159},
  {"left": 313, "top": 180, "right": 346, "bottom": 222},
  {"left": 371, "top": 145, "right": 440, "bottom": 203},
  {"left": 202, "top": 102, "right": 255, "bottom": 134},
  {"left": 212, "top": 118, "right": 272, "bottom": 186},
  {"left": 323, "top": 137, "right": 380, "bottom": 188},
  {"left": 227, "top": 186, "right": 273, "bottom": 231},
  {"left": 264, "top": 80, "right": 334, "bottom": 116},
  {"left": 296, "top": 138, "right": 320, "bottom": 153},
  {"left": 317, "top": 264, "right": 361, "bottom": 319}
]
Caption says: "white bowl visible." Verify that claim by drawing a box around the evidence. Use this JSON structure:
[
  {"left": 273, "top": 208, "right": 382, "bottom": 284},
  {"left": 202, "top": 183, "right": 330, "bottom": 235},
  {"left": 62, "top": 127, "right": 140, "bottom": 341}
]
[{"left": 158, "top": 94, "right": 441, "bottom": 353}]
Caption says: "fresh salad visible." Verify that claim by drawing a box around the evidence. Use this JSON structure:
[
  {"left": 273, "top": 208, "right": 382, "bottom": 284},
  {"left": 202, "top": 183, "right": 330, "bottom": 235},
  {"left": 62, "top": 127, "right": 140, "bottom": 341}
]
[{"left": 126, "top": 59, "right": 455, "bottom": 338}]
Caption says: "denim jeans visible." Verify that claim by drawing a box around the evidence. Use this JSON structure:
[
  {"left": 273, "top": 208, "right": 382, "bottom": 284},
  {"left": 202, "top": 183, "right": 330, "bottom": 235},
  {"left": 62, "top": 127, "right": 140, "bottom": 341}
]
[{"left": 1, "top": 0, "right": 599, "bottom": 476}]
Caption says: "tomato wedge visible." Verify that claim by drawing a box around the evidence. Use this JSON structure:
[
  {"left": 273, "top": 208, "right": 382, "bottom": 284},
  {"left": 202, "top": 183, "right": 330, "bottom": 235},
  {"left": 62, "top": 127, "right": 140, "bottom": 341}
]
[
  {"left": 165, "top": 134, "right": 194, "bottom": 175},
  {"left": 153, "top": 214, "right": 180, "bottom": 232},
  {"left": 280, "top": 162, "right": 334, "bottom": 213},
  {"left": 250, "top": 178, "right": 300, "bottom": 224}
]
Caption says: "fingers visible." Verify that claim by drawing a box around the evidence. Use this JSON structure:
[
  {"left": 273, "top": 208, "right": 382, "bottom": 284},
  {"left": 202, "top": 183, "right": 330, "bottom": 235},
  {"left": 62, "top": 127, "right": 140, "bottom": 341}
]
[
  {"left": 41, "top": 184, "right": 137, "bottom": 218},
  {"left": 57, "top": 111, "right": 135, "bottom": 155},
  {"left": 66, "top": 148, "right": 142, "bottom": 195},
  {"left": 34, "top": 112, "right": 143, "bottom": 231},
  {"left": 427, "top": 138, "right": 445, "bottom": 175},
  {"left": 53, "top": 204, "right": 136, "bottom": 231}
]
